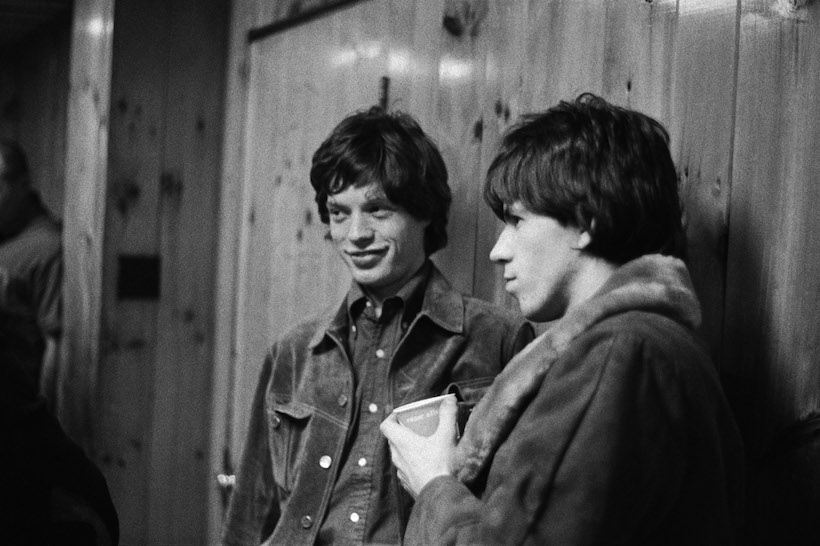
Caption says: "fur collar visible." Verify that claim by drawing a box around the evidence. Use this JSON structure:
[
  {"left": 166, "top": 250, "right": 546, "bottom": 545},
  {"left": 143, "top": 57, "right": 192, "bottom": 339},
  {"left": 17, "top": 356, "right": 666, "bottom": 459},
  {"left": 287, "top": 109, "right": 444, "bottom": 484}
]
[{"left": 452, "top": 254, "right": 701, "bottom": 484}]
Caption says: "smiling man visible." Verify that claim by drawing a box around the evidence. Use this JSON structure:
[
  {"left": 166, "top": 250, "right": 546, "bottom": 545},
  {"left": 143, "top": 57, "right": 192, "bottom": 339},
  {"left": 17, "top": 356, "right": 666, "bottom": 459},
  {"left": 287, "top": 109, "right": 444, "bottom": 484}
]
[
  {"left": 223, "top": 107, "right": 533, "bottom": 546},
  {"left": 381, "top": 94, "right": 745, "bottom": 545}
]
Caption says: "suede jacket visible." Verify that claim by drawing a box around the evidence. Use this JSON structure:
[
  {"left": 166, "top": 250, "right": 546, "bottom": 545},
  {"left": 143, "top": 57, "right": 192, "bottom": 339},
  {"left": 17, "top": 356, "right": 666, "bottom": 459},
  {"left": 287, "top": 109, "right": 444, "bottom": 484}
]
[
  {"left": 405, "top": 255, "right": 745, "bottom": 545},
  {"left": 223, "top": 266, "right": 533, "bottom": 545}
]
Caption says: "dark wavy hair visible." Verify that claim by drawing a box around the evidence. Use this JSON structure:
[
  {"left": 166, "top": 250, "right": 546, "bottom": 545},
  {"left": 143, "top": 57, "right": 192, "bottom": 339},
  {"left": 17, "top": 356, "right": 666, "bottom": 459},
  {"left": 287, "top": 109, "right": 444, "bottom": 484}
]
[
  {"left": 310, "top": 107, "right": 451, "bottom": 256},
  {"left": 484, "top": 93, "right": 683, "bottom": 263}
]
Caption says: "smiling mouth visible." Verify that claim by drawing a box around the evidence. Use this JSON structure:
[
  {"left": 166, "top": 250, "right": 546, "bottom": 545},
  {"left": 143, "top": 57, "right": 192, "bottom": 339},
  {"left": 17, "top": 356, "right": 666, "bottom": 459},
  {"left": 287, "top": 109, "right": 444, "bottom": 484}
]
[{"left": 347, "top": 249, "right": 387, "bottom": 267}]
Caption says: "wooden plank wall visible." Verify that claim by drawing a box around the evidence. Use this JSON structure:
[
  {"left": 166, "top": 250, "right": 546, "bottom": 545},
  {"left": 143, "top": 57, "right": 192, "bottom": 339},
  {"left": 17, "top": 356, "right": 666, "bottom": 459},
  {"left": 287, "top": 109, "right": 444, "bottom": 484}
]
[
  {"left": 62, "top": 0, "right": 116, "bottom": 453},
  {"left": 215, "top": 0, "right": 820, "bottom": 542},
  {"left": 95, "top": 0, "right": 228, "bottom": 543}
]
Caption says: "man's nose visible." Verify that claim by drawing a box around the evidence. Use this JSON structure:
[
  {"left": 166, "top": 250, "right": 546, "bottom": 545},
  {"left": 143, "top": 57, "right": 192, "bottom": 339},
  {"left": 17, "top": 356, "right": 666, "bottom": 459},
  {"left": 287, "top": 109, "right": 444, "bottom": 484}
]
[
  {"left": 489, "top": 227, "right": 511, "bottom": 264},
  {"left": 347, "top": 212, "right": 374, "bottom": 242}
]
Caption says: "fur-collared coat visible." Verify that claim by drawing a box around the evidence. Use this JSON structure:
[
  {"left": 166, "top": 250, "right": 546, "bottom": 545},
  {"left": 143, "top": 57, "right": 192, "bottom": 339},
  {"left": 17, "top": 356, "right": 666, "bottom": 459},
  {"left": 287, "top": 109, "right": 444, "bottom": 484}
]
[{"left": 405, "top": 255, "right": 745, "bottom": 545}]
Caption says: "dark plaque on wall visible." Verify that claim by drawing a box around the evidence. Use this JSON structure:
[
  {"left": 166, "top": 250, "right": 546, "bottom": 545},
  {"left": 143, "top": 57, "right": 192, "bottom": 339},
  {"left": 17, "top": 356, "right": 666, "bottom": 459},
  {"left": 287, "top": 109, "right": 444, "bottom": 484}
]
[{"left": 117, "top": 255, "right": 161, "bottom": 300}]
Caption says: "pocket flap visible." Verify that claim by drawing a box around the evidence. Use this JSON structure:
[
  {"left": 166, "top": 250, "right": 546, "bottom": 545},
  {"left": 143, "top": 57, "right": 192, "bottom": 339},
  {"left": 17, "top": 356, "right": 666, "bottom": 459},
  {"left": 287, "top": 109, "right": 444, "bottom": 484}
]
[{"left": 272, "top": 399, "right": 313, "bottom": 420}]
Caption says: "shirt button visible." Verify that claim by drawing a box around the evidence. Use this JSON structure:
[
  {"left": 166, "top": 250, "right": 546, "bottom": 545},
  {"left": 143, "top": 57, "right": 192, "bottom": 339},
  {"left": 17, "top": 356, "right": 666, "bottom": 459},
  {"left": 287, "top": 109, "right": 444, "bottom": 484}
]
[
  {"left": 319, "top": 455, "right": 332, "bottom": 469},
  {"left": 271, "top": 415, "right": 281, "bottom": 429},
  {"left": 365, "top": 301, "right": 372, "bottom": 307},
  {"left": 375, "top": 348, "right": 385, "bottom": 358},
  {"left": 350, "top": 512, "right": 360, "bottom": 523},
  {"left": 351, "top": 325, "right": 357, "bottom": 333},
  {"left": 301, "top": 515, "right": 313, "bottom": 529},
  {"left": 358, "top": 457, "right": 367, "bottom": 467},
  {"left": 337, "top": 394, "right": 348, "bottom": 407},
  {"left": 368, "top": 403, "right": 378, "bottom": 414}
]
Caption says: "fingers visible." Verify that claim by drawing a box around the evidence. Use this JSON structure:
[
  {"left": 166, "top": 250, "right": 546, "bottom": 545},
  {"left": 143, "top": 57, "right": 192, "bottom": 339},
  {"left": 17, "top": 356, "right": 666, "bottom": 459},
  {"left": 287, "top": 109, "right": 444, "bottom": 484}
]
[
  {"left": 380, "top": 412, "right": 403, "bottom": 442},
  {"left": 435, "top": 394, "right": 458, "bottom": 439}
]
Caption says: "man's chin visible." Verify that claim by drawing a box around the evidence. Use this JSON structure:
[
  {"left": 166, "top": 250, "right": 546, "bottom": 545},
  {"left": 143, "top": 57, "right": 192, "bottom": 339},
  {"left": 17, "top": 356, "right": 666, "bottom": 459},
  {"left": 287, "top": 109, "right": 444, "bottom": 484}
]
[{"left": 350, "top": 269, "right": 387, "bottom": 287}]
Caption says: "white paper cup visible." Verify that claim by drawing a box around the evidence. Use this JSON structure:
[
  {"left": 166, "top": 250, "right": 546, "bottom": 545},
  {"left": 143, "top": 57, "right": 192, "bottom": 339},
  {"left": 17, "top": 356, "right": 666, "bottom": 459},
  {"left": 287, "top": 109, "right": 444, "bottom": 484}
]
[{"left": 392, "top": 393, "right": 456, "bottom": 437}]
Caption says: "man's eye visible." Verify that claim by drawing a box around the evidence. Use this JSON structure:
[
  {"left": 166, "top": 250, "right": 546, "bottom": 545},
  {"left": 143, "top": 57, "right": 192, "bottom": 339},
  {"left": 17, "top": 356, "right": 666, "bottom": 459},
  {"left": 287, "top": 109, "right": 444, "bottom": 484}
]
[
  {"left": 505, "top": 214, "right": 520, "bottom": 227},
  {"left": 328, "top": 208, "right": 347, "bottom": 222},
  {"left": 369, "top": 206, "right": 393, "bottom": 219}
]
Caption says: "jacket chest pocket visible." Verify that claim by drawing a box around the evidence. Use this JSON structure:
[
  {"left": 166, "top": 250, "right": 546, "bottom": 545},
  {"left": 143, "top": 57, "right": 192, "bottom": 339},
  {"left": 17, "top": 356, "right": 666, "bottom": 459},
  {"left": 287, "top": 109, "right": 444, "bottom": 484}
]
[{"left": 267, "top": 399, "right": 313, "bottom": 492}]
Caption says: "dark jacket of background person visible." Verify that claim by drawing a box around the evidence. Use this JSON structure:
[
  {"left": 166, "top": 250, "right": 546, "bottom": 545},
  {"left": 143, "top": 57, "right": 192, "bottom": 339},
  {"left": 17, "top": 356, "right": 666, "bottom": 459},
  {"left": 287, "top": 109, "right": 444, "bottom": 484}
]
[
  {"left": 404, "top": 255, "right": 745, "bottom": 545},
  {"left": 223, "top": 266, "right": 533, "bottom": 545},
  {"left": 2, "top": 316, "right": 119, "bottom": 545},
  {"left": 0, "top": 139, "right": 63, "bottom": 405}
]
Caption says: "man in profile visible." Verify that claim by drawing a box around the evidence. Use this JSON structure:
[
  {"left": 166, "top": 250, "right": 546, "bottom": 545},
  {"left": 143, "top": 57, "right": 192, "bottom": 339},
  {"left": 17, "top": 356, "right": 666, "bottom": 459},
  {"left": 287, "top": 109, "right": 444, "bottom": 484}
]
[
  {"left": 0, "top": 139, "right": 62, "bottom": 407},
  {"left": 223, "top": 107, "right": 533, "bottom": 545},
  {"left": 382, "top": 94, "right": 744, "bottom": 545}
]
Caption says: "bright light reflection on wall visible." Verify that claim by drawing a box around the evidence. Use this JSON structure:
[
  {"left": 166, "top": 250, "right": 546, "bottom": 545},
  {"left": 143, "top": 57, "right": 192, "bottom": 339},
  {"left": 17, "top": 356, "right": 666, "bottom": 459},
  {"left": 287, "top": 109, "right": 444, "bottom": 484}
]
[
  {"left": 331, "top": 50, "right": 358, "bottom": 67},
  {"left": 439, "top": 57, "right": 473, "bottom": 81},
  {"left": 86, "top": 17, "right": 111, "bottom": 36},
  {"left": 388, "top": 51, "right": 411, "bottom": 75},
  {"left": 678, "top": 0, "right": 736, "bottom": 15},
  {"left": 356, "top": 41, "right": 382, "bottom": 60},
  {"left": 330, "top": 41, "right": 383, "bottom": 67}
]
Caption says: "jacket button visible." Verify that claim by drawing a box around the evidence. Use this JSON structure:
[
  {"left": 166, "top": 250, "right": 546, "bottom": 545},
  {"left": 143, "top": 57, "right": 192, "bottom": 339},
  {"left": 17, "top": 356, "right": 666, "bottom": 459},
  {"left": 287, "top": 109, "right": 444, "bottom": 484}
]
[
  {"left": 319, "top": 455, "right": 332, "bottom": 469},
  {"left": 271, "top": 415, "right": 281, "bottom": 429},
  {"left": 301, "top": 515, "right": 313, "bottom": 529},
  {"left": 337, "top": 395, "right": 348, "bottom": 407}
]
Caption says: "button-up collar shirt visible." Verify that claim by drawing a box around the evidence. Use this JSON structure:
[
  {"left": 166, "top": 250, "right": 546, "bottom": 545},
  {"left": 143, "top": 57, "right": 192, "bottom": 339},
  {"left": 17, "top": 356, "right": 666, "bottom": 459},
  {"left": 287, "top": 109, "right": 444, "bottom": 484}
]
[{"left": 315, "top": 262, "right": 430, "bottom": 545}]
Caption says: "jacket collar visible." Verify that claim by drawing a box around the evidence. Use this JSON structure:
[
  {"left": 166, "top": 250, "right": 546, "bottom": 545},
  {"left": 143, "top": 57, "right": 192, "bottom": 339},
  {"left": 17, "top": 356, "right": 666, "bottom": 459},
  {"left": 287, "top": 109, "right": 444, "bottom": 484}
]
[
  {"left": 453, "top": 254, "right": 701, "bottom": 484},
  {"left": 308, "top": 262, "right": 464, "bottom": 349}
]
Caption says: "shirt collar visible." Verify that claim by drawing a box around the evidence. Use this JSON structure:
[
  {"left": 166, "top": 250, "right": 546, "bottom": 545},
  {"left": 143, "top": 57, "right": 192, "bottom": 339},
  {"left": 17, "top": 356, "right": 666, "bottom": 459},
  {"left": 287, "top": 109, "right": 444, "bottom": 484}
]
[
  {"left": 345, "top": 261, "right": 430, "bottom": 323},
  {"left": 309, "top": 262, "right": 464, "bottom": 349}
]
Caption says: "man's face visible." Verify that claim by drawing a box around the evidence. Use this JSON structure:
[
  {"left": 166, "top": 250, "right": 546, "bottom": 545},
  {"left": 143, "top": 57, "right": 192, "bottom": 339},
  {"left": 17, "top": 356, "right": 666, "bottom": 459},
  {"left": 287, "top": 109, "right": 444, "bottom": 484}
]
[
  {"left": 490, "top": 201, "right": 583, "bottom": 322},
  {"left": 327, "top": 182, "right": 429, "bottom": 301}
]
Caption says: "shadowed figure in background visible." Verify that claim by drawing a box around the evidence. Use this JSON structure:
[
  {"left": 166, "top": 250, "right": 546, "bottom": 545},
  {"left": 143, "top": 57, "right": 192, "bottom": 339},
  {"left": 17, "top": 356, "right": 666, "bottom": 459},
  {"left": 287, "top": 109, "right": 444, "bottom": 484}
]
[
  {"left": 222, "top": 107, "right": 533, "bottom": 545},
  {"left": 382, "top": 94, "right": 745, "bottom": 545},
  {"left": 1, "top": 307, "right": 119, "bottom": 545},
  {"left": 0, "top": 139, "right": 63, "bottom": 409}
]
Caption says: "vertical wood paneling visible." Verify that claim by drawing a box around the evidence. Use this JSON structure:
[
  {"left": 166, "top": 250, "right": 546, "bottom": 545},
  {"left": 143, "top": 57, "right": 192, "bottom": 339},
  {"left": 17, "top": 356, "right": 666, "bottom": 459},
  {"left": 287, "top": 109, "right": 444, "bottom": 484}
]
[
  {"left": 384, "top": 0, "right": 444, "bottom": 132},
  {"left": 98, "top": 2, "right": 170, "bottom": 542},
  {"left": 726, "top": 1, "right": 820, "bottom": 541},
  {"left": 145, "top": 0, "right": 227, "bottom": 543},
  {"left": 520, "top": 0, "right": 607, "bottom": 109},
  {"left": 61, "top": 0, "right": 115, "bottom": 449},
  {"left": 426, "top": 0, "right": 485, "bottom": 295},
  {"left": 473, "top": 0, "right": 529, "bottom": 306},
  {"left": 726, "top": 0, "right": 820, "bottom": 452},
  {"left": 669, "top": 0, "right": 738, "bottom": 365},
  {"left": 208, "top": 0, "right": 258, "bottom": 541},
  {"left": 96, "top": 0, "right": 227, "bottom": 543}
]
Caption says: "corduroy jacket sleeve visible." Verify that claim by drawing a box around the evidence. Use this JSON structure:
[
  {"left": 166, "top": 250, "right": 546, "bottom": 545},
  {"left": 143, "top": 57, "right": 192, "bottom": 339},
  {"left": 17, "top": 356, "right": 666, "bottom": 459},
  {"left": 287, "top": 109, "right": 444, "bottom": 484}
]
[
  {"left": 405, "top": 317, "right": 742, "bottom": 545},
  {"left": 222, "top": 352, "right": 280, "bottom": 546}
]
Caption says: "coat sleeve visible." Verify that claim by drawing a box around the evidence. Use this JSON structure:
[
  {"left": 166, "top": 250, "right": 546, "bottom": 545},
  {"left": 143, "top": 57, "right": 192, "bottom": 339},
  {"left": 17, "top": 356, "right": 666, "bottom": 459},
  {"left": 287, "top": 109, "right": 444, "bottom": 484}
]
[
  {"left": 222, "top": 351, "right": 281, "bottom": 546},
  {"left": 405, "top": 330, "right": 690, "bottom": 545}
]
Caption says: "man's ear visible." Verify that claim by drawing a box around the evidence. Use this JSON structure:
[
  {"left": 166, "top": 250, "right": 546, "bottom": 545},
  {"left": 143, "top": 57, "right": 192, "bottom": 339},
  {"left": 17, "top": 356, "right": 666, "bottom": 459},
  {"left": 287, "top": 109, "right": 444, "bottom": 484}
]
[
  {"left": 569, "top": 218, "right": 594, "bottom": 250},
  {"left": 574, "top": 230, "right": 592, "bottom": 250}
]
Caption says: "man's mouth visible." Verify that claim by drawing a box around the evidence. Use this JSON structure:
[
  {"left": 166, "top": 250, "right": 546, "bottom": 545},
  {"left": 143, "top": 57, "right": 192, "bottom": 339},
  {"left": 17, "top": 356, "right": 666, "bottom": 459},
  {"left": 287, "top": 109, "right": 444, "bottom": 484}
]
[
  {"left": 503, "top": 275, "right": 516, "bottom": 291},
  {"left": 347, "top": 248, "right": 387, "bottom": 267}
]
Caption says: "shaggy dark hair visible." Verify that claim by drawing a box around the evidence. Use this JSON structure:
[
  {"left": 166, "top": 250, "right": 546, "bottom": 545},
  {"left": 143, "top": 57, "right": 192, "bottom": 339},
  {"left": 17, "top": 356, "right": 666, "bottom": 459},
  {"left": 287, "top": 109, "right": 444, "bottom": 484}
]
[
  {"left": 310, "top": 107, "right": 451, "bottom": 256},
  {"left": 484, "top": 93, "right": 683, "bottom": 264}
]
